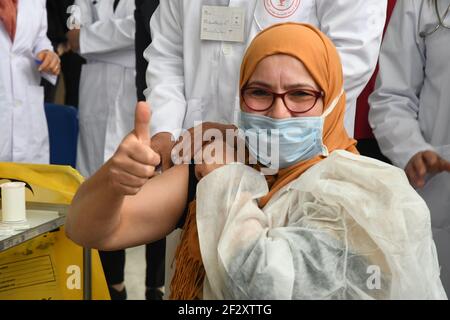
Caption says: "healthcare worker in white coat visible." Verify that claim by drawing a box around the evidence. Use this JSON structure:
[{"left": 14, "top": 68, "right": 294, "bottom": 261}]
[
  {"left": 68, "top": 0, "right": 136, "bottom": 178},
  {"left": 369, "top": 0, "right": 450, "bottom": 294},
  {"left": 145, "top": 0, "right": 388, "bottom": 170},
  {"left": 0, "top": 0, "right": 60, "bottom": 164},
  {"left": 66, "top": 0, "right": 136, "bottom": 299}
]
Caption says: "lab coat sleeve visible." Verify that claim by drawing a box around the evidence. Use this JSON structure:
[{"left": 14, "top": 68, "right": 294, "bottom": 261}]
[
  {"left": 77, "top": 3, "right": 135, "bottom": 55},
  {"left": 33, "top": 0, "right": 57, "bottom": 85},
  {"left": 74, "top": 0, "right": 94, "bottom": 26},
  {"left": 368, "top": 1, "right": 432, "bottom": 169},
  {"left": 144, "top": 0, "right": 186, "bottom": 138},
  {"left": 316, "top": 0, "right": 387, "bottom": 136}
]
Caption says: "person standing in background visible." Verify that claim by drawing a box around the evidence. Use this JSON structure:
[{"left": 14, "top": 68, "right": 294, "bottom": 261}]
[
  {"left": 134, "top": 0, "right": 164, "bottom": 300},
  {"left": 0, "top": 0, "right": 60, "bottom": 164},
  {"left": 42, "top": 0, "right": 85, "bottom": 107},
  {"left": 66, "top": 0, "right": 136, "bottom": 300},
  {"left": 369, "top": 0, "right": 450, "bottom": 294},
  {"left": 354, "top": 0, "right": 396, "bottom": 162},
  {"left": 146, "top": 0, "right": 388, "bottom": 171}
]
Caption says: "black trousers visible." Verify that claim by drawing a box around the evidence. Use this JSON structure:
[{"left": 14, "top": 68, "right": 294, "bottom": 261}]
[
  {"left": 61, "top": 52, "right": 85, "bottom": 108},
  {"left": 99, "top": 238, "right": 166, "bottom": 288}
]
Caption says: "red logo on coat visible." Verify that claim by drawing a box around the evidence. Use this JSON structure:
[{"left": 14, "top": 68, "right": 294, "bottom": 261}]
[{"left": 264, "top": 0, "right": 301, "bottom": 19}]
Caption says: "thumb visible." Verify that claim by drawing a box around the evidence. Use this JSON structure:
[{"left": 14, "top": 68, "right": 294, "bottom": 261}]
[{"left": 134, "top": 101, "right": 151, "bottom": 145}]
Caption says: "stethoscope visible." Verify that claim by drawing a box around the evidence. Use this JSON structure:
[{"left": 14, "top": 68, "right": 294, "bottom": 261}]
[{"left": 420, "top": 0, "right": 450, "bottom": 38}]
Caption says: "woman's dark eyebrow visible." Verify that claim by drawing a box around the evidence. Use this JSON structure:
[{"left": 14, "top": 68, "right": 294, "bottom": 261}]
[
  {"left": 246, "top": 81, "right": 272, "bottom": 88},
  {"left": 247, "top": 81, "right": 318, "bottom": 91},
  {"left": 284, "top": 83, "right": 318, "bottom": 90}
]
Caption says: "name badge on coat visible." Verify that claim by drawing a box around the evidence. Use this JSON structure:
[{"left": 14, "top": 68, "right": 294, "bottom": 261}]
[{"left": 201, "top": 6, "right": 246, "bottom": 42}]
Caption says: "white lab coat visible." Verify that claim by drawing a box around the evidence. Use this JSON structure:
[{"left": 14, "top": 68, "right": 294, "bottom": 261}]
[
  {"left": 369, "top": 0, "right": 450, "bottom": 294},
  {"left": 0, "top": 0, "right": 55, "bottom": 164},
  {"left": 145, "top": 0, "right": 387, "bottom": 138},
  {"left": 75, "top": 0, "right": 136, "bottom": 177}
]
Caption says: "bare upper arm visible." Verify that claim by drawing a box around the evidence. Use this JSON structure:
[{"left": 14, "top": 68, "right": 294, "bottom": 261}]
[{"left": 105, "top": 164, "right": 190, "bottom": 250}]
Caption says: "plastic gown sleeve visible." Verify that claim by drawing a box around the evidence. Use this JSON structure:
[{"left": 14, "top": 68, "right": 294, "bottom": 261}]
[
  {"left": 196, "top": 163, "right": 293, "bottom": 300},
  {"left": 196, "top": 163, "right": 347, "bottom": 300}
]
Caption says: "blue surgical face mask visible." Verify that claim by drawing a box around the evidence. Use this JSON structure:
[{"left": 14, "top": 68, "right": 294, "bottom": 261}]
[{"left": 238, "top": 90, "right": 342, "bottom": 169}]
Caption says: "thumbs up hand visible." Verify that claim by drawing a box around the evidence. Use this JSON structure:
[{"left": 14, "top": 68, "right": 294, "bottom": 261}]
[{"left": 107, "top": 102, "right": 161, "bottom": 196}]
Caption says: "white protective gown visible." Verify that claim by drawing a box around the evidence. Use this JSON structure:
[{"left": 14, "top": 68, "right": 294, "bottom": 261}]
[
  {"left": 145, "top": 0, "right": 387, "bottom": 138},
  {"left": 75, "top": 0, "right": 136, "bottom": 177},
  {"left": 369, "top": 0, "right": 450, "bottom": 294},
  {"left": 0, "top": 0, "right": 56, "bottom": 164},
  {"left": 196, "top": 152, "right": 447, "bottom": 300}
]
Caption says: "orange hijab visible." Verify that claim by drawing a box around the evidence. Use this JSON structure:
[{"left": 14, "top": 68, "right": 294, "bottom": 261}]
[
  {"left": 171, "top": 23, "right": 358, "bottom": 300},
  {"left": 239, "top": 23, "right": 358, "bottom": 206},
  {"left": 0, "top": 0, "right": 18, "bottom": 41}
]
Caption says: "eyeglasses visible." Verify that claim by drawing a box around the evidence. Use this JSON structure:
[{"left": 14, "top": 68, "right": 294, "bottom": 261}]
[{"left": 242, "top": 87, "right": 324, "bottom": 114}]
